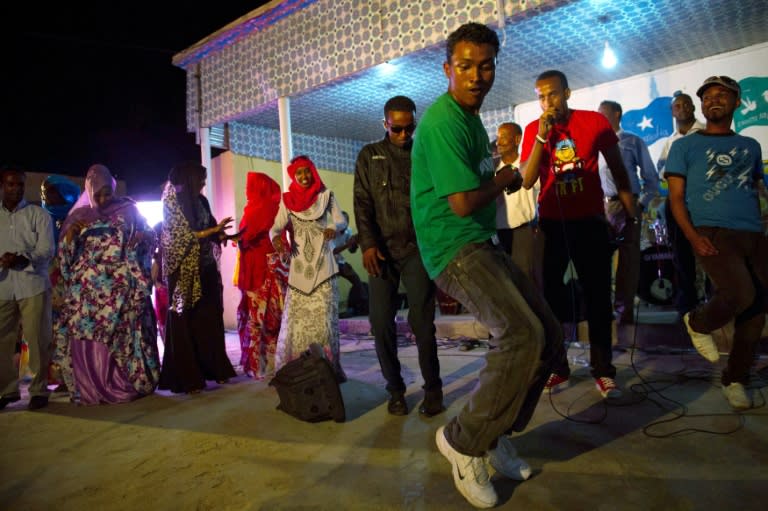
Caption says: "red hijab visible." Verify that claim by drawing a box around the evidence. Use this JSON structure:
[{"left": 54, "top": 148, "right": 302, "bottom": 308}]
[
  {"left": 240, "top": 172, "right": 281, "bottom": 237},
  {"left": 282, "top": 156, "right": 325, "bottom": 212},
  {"left": 237, "top": 172, "right": 282, "bottom": 291}
]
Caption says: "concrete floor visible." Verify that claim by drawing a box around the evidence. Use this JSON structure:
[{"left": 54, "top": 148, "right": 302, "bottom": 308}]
[{"left": 1, "top": 311, "right": 767, "bottom": 511}]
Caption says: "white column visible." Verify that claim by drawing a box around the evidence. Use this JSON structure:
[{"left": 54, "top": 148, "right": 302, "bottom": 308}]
[
  {"left": 199, "top": 126, "right": 214, "bottom": 204},
  {"left": 277, "top": 96, "right": 293, "bottom": 190}
]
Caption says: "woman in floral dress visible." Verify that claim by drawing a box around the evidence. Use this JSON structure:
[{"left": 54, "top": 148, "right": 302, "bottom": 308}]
[
  {"left": 54, "top": 164, "right": 160, "bottom": 405},
  {"left": 235, "top": 172, "right": 288, "bottom": 380},
  {"left": 270, "top": 155, "right": 347, "bottom": 381}
]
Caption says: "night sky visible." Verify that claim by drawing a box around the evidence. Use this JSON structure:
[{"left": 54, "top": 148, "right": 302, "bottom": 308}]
[{"left": 4, "top": 2, "right": 267, "bottom": 199}]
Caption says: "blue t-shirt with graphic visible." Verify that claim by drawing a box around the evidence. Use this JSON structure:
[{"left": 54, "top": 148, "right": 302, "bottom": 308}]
[{"left": 666, "top": 132, "right": 764, "bottom": 232}]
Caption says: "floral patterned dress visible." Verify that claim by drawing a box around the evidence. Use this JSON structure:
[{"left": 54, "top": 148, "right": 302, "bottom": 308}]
[
  {"left": 237, "top": 253, "right": 289, "bottom": 379},
  {"left": 54, "top": 202, "right": 160, "bottom": 404}
]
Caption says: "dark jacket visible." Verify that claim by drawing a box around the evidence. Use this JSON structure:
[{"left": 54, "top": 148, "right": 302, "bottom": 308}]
[{"left": 353, "top": 136, "right": 419, "bottom": 261}]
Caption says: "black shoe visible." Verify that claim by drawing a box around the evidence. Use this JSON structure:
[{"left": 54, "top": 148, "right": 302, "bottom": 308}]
[
  {"left": 419, "top": 389, "right": 445, "bottom": 417},
  {"left": 28, "top": 395, "right": 49, "bottom": 410},
  {"left": 387, "top": 393, "right": 408, "bottom": 416},
  {"left": 0, "top": 396, "right": 21, "bottom": 410}
]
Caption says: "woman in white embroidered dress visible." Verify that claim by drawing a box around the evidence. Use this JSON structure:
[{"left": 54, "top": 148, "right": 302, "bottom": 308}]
[{"left": 270, "top": 155, "right": 347, "bottom": 381}]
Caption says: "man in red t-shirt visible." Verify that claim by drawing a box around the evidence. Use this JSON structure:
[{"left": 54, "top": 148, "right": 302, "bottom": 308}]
[{"left": 520, "top": 70, "right": 637, "bottom": 399}]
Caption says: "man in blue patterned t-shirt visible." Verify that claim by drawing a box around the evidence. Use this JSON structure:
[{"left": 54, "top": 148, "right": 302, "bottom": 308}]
[{"left": 666, "top": 75, "right": 768, "bottom": 411}]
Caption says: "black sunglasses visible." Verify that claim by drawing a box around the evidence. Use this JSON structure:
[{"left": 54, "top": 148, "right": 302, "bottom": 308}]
[{"left": 387, "top": 123, "right": 416, "bottom": 134}]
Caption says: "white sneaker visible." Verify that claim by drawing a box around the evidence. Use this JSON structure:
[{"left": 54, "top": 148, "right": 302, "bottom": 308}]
[
  {"left": 435, "top": 425, "right": 498, "bottom": 508},
  {"left": 682, "top": 313, "right": 719, "bottom": 362},
  {"left": 722, "top": 382, "right": 752, "bottom": 410},
  {"left": 488, "top": 435, "right": 532, "bottom": 481}
]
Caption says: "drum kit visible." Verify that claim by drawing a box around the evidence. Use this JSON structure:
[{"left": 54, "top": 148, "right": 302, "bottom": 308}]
[
  {"left": 435, "top": 196, "right": 681, "bottom": 312},
  {"left": 638, "top": 198, "right": 674, "bottom": 305}
]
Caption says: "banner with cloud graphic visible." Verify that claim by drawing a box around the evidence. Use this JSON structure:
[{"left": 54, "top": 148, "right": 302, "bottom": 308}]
[{"left": 734, "top": 76, "right": 768, "bottom": 132}]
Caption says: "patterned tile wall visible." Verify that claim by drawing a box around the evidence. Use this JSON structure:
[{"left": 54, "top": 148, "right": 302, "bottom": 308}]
[
  {"left": 229, "top": 122, "right": 366, "bottom": 174},
  {"left": 180, "top": 0, "right": 768, "bottom": 173},
  {"left": 481, "top": 106, "right": 516, "bottom": 142},
  {"left": 181, "top": 0, "right": 562, "bottom": 131},
  {"left": 227, "top": 105, "right": 512, "bottom": 171}
]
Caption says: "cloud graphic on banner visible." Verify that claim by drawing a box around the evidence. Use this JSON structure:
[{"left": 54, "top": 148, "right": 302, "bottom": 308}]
[
  {"left": 621, "top": 97, "right": 673, "bottom": 145},
  {"left": 734, "top": 76, "right": 768, "bottom": 132}
]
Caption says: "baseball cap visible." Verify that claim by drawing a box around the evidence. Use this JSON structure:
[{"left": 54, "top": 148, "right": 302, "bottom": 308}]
[{"left": 696, "top": 76, "right": 740, "bottom": 99}]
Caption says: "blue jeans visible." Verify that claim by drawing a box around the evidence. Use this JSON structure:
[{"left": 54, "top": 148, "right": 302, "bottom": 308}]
[
  {"left": 435, "top": 241, "right": 563, "bottom": 456},
  {"left": 369, "top": 252, "right": 441, "bottom": 394}
]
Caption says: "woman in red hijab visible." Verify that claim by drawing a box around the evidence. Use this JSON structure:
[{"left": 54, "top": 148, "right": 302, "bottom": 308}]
[
  {"left": 270, "top": 156, "right": 348, "bottom": 381},
  {"left": 235, "top": 172, "right": 288, "bottom": 379}
]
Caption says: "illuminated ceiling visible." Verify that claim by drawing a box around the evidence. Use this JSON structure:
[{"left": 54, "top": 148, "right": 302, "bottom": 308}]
[{"left": 217, "top": 0, "right": 768, "bottom": 143}]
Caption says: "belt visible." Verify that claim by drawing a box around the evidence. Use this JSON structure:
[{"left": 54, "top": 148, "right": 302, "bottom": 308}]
[
  {"left": 465, "top": 239, "right": 497, "bottom": 250},
  {"left": 605, "top": 194, "right": 638, "bottom": 202}
]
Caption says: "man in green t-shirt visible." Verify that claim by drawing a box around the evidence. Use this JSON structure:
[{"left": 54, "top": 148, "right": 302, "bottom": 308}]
[{"left": 411, "top": 22, "right": 562, "bottom": 509}]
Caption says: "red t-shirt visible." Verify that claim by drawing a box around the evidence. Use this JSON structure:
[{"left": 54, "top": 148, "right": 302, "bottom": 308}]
[{"left": 521, "top": 109, "right": 618, "bottom": 220}]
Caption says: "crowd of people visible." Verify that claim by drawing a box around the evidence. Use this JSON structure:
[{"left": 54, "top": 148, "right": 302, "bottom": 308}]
[{"left": 1, "top": 20, "right": 765, "bottom": 510}]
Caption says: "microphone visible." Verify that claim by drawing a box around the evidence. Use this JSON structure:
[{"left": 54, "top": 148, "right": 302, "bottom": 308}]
[{"left": 496, "top": 164, "right": 523, "bottom": 195}]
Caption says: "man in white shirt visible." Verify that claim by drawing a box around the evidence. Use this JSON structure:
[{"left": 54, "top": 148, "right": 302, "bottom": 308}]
[
  {"left": 657, "top": 92, "right": 706, "bottom": 178},
  {"left": 494, "top": 122, "right": 541, "bottom": 288},
  {"left": 656, "top": 92, "right": 706, "bottom": 316},
  {"left": 0, "top": 167, "right": 54, "bottom": 410}
]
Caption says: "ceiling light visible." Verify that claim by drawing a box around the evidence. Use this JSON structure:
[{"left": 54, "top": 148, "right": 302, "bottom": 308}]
[
  {"left": 377, "top": 61, "right": 397, "bottom": 77},
  {"left": 602, "top": 41, "right": 617, "bottom": 69}
]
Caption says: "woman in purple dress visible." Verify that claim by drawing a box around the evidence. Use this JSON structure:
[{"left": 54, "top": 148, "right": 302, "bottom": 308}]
[{"left": 54, "top": 164, "right": 160, "bottom": 405}]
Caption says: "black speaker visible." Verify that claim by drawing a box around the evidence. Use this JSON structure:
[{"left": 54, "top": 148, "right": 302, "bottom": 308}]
[{"left": 269, "top": 344, "right": 345, "bottom": 423}]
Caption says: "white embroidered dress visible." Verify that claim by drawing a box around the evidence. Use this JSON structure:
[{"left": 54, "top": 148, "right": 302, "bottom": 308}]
[{"left": 270, "top": 190, "right": 347, "bottom": 376}]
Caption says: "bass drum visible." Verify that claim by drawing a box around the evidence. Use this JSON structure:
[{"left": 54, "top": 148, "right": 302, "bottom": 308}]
[{"left": 637, "top": 245, "right": 675, "bottom": 305}]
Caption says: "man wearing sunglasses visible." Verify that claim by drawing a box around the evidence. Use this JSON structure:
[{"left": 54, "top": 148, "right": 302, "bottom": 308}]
[
  {"left": 666, "top": 75, "right": 767, "bottom": 411},
  {"left": 353, "top": 95, "right": 443, "bottom": 418}
]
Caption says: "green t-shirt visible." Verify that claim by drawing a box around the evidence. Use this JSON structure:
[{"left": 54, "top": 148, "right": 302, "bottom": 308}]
[{"left": 411, "top": 93, "right": 497, "bottom": 279}]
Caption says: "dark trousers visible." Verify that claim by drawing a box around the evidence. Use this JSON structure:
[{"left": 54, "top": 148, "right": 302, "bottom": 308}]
[
  {"left": 497, "top": 224, "right": 543, "bottom": 291},
  {"left": 540, "top": 217, "right": 616, "bottom": 379},
  {"left": 159, "top": 265, "right": 236, "bottom": 393},
  {"left": 665, "top": 198, "right": 700, "bottom": 314},
  {"left": 368, "top": 252, "right": 441, "bottom": 394},
  {"left": 338, "top": 262, "right": 367, "bottom": 314},
  {"left": 689, "top": 227, "right": 768, "bottom": 385},
  {"left": 605, "top": 198, "right": 641, "bottom": 322}
]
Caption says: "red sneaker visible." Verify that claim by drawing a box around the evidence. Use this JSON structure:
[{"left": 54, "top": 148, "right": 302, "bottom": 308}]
[
  {"left": 594, "top": 377, "right": 622, "bottom": 399},
  {"left": 544, "top": 373, "right": 569, "bottom": 394}
]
